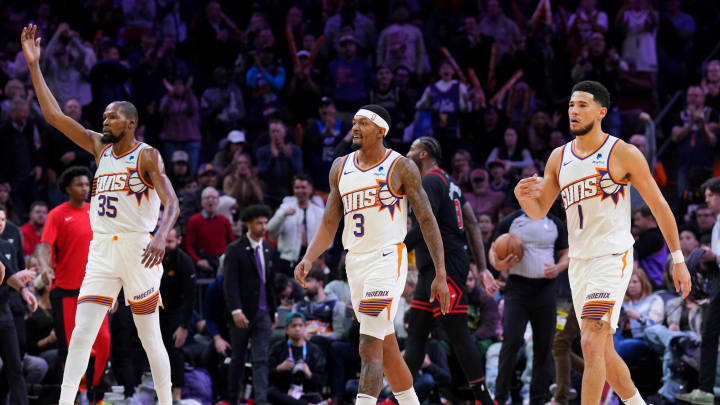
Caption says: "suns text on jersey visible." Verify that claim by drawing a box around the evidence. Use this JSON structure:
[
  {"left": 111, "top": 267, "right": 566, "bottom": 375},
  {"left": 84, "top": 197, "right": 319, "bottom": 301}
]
[
  {"left": 342, "top": 186, "right": 379, "bottom": 215},
  {"left": 560, "top": 175, "right": 600, "bottom": 209},
  {"left": 93, "top": 173, "right": 128, "bottom": 194}
]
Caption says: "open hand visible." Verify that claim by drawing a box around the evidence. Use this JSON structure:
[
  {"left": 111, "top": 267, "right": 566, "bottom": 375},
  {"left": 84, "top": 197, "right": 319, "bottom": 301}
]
[{"left": 21, "top": 24, "right": 42, "bottom": 65}]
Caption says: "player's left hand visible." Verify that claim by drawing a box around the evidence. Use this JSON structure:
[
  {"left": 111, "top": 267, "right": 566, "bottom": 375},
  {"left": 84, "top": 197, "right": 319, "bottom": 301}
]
[
  {"left": 173, "top": 326, "right": 187, "bottom": 348},
  {"left": 142, "top": 236, "right": 166, "bottom": 268},
  {"left": 22, "top": 288, "right": 38, "bottom": 312},
  {"left": 294, "top": 258, "right": 312, "bottom": 288},
  {"left": 430, "top": 275, "right": 450, "bottom": 315},
  {"left": 672, "top": 262, "right": 692, "bottom": 299}
]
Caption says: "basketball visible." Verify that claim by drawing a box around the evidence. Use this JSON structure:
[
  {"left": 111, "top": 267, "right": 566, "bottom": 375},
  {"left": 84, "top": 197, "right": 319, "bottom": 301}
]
[
  {"left": 128, "top": 171, "right": 147, "bottom": 194},
  {"left": 378, "top": 185, "right": 397, "bottom": 206},
  {"left": 493, "top": 233, "right": 524, "bottom": 261},
  {"left": 599, "top": 173, "right": 620, "bottom": 195}
]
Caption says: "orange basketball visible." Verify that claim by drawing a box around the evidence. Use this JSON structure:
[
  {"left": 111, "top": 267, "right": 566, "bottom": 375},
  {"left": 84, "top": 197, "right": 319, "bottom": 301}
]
[{"left": 492, "top": 233, "right": 524, "bottom": 261}]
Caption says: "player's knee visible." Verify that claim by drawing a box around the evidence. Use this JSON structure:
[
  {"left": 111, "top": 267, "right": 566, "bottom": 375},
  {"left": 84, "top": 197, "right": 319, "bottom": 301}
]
[
  {"left": 358, "top": 334, "right": 383, "bottom": 361},
  {"left": 580, "top": 320, "right": 608, "bottom": 359}
]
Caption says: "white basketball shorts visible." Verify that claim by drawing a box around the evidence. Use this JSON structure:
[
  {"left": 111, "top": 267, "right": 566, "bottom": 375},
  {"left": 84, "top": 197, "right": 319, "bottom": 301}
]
[
  {"left": 568, "top": 250, "right": 632, "bottom": 333},
  {"left": 78, "top": 232, "right": 163, "bottom": 315},
  {"left": 346, "top": 243, "right": 408, "bottom": 340}
]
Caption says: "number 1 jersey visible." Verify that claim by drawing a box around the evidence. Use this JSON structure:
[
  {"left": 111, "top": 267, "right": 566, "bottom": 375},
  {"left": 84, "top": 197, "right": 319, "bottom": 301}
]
[
  {"left": 90, "top": 143, "right": 161, "bottom": 234},
  {"left": 338, "top": 149, "right": 407, "bottom": 254},
  {"left": 557, "top": 134, "right": 634, "bottom": 259}
]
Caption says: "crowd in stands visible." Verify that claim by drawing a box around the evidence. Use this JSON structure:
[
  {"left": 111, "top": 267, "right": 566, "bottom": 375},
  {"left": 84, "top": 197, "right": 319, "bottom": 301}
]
[{"left": 0, "top": 0, "right": 719, "bottom": 404}]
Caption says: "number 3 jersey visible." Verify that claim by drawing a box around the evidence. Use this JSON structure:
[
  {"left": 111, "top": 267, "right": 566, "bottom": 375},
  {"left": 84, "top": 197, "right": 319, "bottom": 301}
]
[
  {"left": 90, "top": 143, "right": 161, "bottom": 234},
  {"left": 338, "top": 149, "right": 407, "bottom": 254},
  {"left": 557, "top": 134, "right": 634, "bottom": 259}
]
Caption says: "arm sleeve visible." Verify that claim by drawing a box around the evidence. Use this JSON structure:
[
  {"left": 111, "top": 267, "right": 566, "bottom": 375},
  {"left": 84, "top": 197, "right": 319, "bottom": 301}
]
[
  {"left": 485, "top": 148, "right": 500, "bottom": 166},
  {"left": 267, "top": 205, "right": 288, "bottom": 236},
  {"left": 222, "top": 247, "right": 243, "bottom": 312},
  {"left": 40, "top": 210, "right": 59, "bottom": 245},
  {"left": 184, "top": 216, "right": 200, "bottom": 263}
]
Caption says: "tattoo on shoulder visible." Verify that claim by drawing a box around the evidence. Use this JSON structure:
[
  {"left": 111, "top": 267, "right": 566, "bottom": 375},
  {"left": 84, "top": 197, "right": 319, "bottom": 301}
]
[{"left": 392, "top": 157, "right": 421, "bottom": 195}]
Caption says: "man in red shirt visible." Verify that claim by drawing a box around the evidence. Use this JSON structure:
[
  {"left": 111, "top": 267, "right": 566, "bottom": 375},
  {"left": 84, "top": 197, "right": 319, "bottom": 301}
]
[
  {"left": 21, "top": 201, "right": 47, "bottom": 261},
  {"left": 37, "top": 166, "right": 110, "bottom": 396},
  {"left": 184, "top": 186, "right": 235, "bottom": 276}
]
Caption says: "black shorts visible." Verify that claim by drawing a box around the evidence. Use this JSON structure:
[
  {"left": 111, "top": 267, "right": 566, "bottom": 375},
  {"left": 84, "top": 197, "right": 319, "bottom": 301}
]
[{"left": 411, "top": 253, "right": 470, "bottom": 317}]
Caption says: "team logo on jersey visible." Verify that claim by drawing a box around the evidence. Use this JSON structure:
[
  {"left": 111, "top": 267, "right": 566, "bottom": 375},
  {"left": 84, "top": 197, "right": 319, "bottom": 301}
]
[
  {"left": 341, "top": 179, "right": 403, "bottom": 219},
  {"left": 560, "top": 168, "right": 626, "bottom": 209},
  {"left": 92, "top": 167, "right": 150, "bottom": 205}
]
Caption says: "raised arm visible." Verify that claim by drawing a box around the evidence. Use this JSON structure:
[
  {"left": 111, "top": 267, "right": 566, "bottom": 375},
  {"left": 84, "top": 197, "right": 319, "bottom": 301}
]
[
  {"left": 394, "top": 157, "right": 450, "bottom": 313},
  {"left": 294, "top": 156, "right": 345, "bottom": 287},
  {"left": 21, "top": 24, "right": 103, "bottom": 157},
  {"left": 514, "top": 146, "right": 562, "bottom": 220},
  {"left": 615, "top": 141, "right": 692, "bottom": 298},
  {"left": 139, "top": 147, "right": 180, "bottom": 268}
]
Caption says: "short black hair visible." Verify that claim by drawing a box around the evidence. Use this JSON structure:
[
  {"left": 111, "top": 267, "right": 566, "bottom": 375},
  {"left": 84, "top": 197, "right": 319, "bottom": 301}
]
[
  {"left": 358, "top": 104, "right": 391, "bottom": 129},
  {"left": 307, "top": 268, "right": 327, "bottom": 285},
  {"left": 702, "top": 177, "right": 720, "bottom": 195},
  {"left": 111, "top": 101, "right": 138, "bottom": 123},
  {"left": 58, "top": 166, "right": 92, "bottom": 193},
  {"left": 242, "top": 204, "right": 273, "bottom": 222},
  {"left": 633, "top": 204, "right": 653, "bottom": 219},
  {"left": 415, "top": 136, "right": 442, "bottom": 161},
  {"left": 293, "top": 173, "right": 314, "bottom": 187},
  {"left": 679, "top": 224, "right": 699, "bottom": 241},
  {"left": 29, "top": 201, "right": 48, "bottom": 212},
  {"left": 571, "top": 80, "right": 610, "bottom": 108}
]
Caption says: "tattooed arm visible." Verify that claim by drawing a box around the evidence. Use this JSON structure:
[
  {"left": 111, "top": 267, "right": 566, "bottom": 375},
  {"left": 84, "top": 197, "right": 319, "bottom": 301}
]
[{"left": 393, "top": 157, "right": 450, "bottom": 313}]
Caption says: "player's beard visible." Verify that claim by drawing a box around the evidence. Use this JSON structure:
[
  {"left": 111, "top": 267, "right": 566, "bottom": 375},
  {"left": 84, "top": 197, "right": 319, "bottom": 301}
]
[
  {"left": 350, "top": 141, "right": 362, "bottom": 151},
  {"left": 570, "top": 120, "right": 594, "bottom": 136},
  {"left": 101, "top": 129, "right": 126, "bottom": 144}
]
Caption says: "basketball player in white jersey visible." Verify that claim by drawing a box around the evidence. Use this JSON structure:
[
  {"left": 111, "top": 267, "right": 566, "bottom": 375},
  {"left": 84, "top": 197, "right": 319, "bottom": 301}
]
[
  {"left": 295, "top": 104, "right": 450, "bottom": 405},
  {"left": 514, "top": 81, "right": 692, "bottom": 405},
  {"left": 22, "top": 24, "right": 179, "bottom": 405}
]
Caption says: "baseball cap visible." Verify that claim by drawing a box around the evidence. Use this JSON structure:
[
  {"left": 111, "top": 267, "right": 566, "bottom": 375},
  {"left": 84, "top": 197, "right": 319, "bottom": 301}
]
[
  {"left": 172, "top": 150, "right": 189, "bottom": 163},
  {"left": 285, "top": 311, "right": 307, "bottom": 325},
  {"left": 197, "top": 163, "right": 217, "bottom": 176},
  {"left": 227, "top": 130, "right": 246, "bottom": 144},
  {"left": 339, "top": 34, "right": 356, "bottom": 44},
  {"left": 320, "top": 96, "right": 334, "bottom": 106},
  {"left": 297, "top": 50, "right": 311, "bottom": 58}
]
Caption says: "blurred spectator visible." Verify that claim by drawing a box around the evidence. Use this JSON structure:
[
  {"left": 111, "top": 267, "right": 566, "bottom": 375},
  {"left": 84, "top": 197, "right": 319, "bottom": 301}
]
[
  {"left": 288, "top": 50, "right": 323, "bottom": 124},
  {"left": 157, "top": 1, "right": 188, "bottom": 43},
  {"left": 40, "top": 23, "right": 93, "bottom": 108},
  {"left": 465, "top": 168, "right": 505, "bottom": 221},
  {"left": 679, "top": 226, "right": 700, "bottom": 258},
  {"left": 614, "top": 269, "right": 663, "bottom": 366},
  {"left": 376, "top": 1, "right": 427, "bottom": 75},
  {"left": 268, "top": 312, "right": 327, "bottom": 405},
  {"left": 567, "top": 0, "right": 608, "bottom": 61},
  {"left": 487, "top": 160, "right": 511, "bottom": 198},
  {"left": 326, "top": 35, "right": 373, "bottom": 113},
  {"left": 89, "top": 43, "right": 129, "bottom": 121},
  {"left": 44, "top": 99, "right": 93, "bottom": 190},
  {"left": 121, "top": 0, "right": 156, "bottom": 32},
  {"left": 185, "top": 186, "right": 235, "bottom": 277},
  {"left": 224, "top": 204, "right": 279, "bottom": 405},
  {"left": 485, "top": 128, "right": 534, "bottom": 173},
  {"left": 415, "top": 60, "right": 469, "bottom": 146},
  {"left": 632, "top": 206, "right": 668, "bottom": 290},
  {"left": 0, "top": 80, "right": 43, "bottom": 124},
  {"left": 159, "top": 227, "right": 196, "bottom": 402},
  {"left": 256, "top": 119, "right": 303, "bottom": 208},
  {"left": 200, "top": 67, "right": 246, "bottom": 144},
  {"left": 694, "top": 205, "right": 716, "bottom": 240},
  {"left": 322, "top": 0, "right": 376, "bottom": 56},
  {"left": 629, "top": 112, "right": 666, "bottom": 210},
  {"left": 25, "top": 273, "right": 59, "bottom": 384},
  {"left": 0, "top": 97, "right": 45, "bottom": 218},
  {"left": 451, "top": 15, "right": 495, "bottom": 82},
  {"left": 304, "top": 97, "right": 351, "bottom": 192},
  {"left": 223, "top": 153, "right": 264, "bottom": 208},
  {"left": 450, "top": 149, "right": 473, "bottom": 192},
  {"left": 671, "top": 85, "right": 719, "bottom": 197},
  {"left": 194, "top": 1, "right": 242, "bottom": 84},
  {"left": 702, "top": 60, "right": 720, "bottom": 111},
  {"left": 617, "top": 0, "right": 658, "bottom": 73},
  {"left": 20, "top": 201, "right": 47, "bottom": 261},
  {"left": 179, "top": 163, "right": 218, "bottom": 231},
  {"left": 293, "top": 268, "right": 350, "bottom": 342},
  {"left": 202, "top": 258, "right": 232, "bottom": 401},
  {"left": 168, "top": 150, "right": 192, "bottom": 193},
  {"left": 212, "top": 130, "right": 247, "bottom": 177},
  {"left": 479, "top": 0, "right": 522, "bottom": 56},
  {"left": 369, "top": 66, "right": 413, "bottom": 152},
  {"left": 465, "top": 263, "right": 500, "bottom": 343},
  {"left": 570, "top": 32, "right": 623, "bottom": 94},
  {"left": 246, "top": 46, "right": 286, "bottom": 129},
  {"left": 159, "top": 75, "right": 202, "bottom": 175},
  {"left": 268, "top": 175, "right": 325, "bottom": 274}
]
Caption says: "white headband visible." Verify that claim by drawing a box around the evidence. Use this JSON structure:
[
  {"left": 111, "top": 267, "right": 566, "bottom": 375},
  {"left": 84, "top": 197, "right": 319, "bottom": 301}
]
[{"left": 355, "top": 108, "right": 389, "bottom": 137}]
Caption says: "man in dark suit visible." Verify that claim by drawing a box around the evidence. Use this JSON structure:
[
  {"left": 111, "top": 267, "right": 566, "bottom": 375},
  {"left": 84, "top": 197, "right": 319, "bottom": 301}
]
[{"left": 223, "top": 204, "right": 278, "bottom": 405}]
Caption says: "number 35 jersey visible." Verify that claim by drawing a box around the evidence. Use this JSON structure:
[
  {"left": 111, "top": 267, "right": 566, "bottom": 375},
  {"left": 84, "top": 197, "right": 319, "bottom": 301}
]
[
  {"left": 90, "top": 143, "right": 161, "bottom": 234},
  {"left": 557, "top": 134, "right": 634, "bottom": 259},
  {"left": 338, "top": 149, "right": 407, "bottom": 254}
]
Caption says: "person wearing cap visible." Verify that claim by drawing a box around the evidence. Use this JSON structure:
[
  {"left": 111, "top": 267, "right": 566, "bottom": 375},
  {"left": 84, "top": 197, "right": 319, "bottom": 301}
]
[
  {"left": 168, "top": 150, "right": 192, "bottom": 192},
  {"left": 288, "top": 50, "right": 322, "bottom": 123},
  {"left": 292, "top": 268, "right": 350, "bottom": 342},
  {"left": 212, "top": 130, "right": 247, "bottom": 176},
  {"left": 268, "top": 311, "right": 327, "bottom": 405},
  {"left": 223, "top": 204, "right": 280, "bottom": 405},
  {"left": 256, "top": 119, "right": 303, "bottom": 208},
  {"left": 376, "top": 1, "right": 427, "bottom": 75},
  {"left": 327, "top": 34, "right": 373, "bottom": 112},
  {"left": 304, "top": 97, "right": 352, "bottom": 192}
]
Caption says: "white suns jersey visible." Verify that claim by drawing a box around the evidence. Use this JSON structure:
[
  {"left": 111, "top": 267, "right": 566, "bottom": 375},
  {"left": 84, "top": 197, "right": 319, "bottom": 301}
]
[
  {"left": 557, "top": 134, "right": 634, "bottom": 259},
  {"left": 90, "top": 143, "right": 161, "bottom": 234},
  {"left": 338, "top": 149, "right": 408, "bottom": 254}
]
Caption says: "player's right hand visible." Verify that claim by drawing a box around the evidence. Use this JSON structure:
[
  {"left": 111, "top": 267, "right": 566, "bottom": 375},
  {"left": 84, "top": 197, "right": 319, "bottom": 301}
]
[
  {"left": 514, "top": 174, "right": 543, "bottom": 201},
  {"left": 430, "top": 275, "right": 450, "bottom": 315},
  {"left": 21, "top": 24, "right": 42, "bottom": 65},
  {"left": 673, "top": 262, "right": 692, "bottom": 299},
  {"left": 294, "top": 258, "right": 312, "bottom": 288},
  {"left": 233, "top": 311, "right": 249, "bottom": 328}
]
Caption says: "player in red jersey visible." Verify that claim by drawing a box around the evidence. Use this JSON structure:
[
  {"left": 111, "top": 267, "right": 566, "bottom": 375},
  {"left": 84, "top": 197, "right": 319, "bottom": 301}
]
[{"left": 37, "top": 166, "right": 111, "bottom": 398}]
